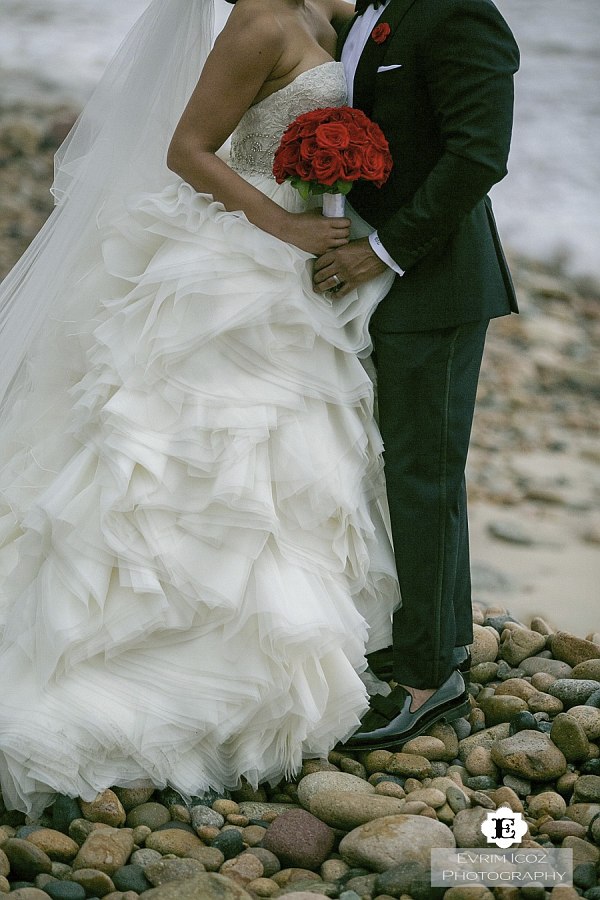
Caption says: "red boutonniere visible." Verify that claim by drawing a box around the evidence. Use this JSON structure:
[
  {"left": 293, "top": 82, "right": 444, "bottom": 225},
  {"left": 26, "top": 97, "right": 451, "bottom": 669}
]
[{"left": 371, "top": 22, "right": 391, "bottom": 44}]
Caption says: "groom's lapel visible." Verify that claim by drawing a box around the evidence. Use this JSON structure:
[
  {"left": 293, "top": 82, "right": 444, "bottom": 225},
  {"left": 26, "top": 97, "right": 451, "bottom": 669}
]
[{"left": 352, "top": 0, "right": 418, "bottom": 116}]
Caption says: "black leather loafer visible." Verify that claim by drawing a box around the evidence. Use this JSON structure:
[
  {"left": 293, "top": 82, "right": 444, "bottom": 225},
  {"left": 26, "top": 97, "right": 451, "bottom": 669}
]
[
  {"left": 343, "top": 669, "right": 470, "bottom": 751},
  {"left": 366, "top": 645, "right": 472, "bottom": 683}
]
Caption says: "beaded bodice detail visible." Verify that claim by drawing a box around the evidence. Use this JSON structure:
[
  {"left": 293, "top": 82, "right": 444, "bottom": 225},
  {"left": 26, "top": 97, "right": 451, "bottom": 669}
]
[{"left": 230, "top": 62, "right": 347, "bottom": 177}]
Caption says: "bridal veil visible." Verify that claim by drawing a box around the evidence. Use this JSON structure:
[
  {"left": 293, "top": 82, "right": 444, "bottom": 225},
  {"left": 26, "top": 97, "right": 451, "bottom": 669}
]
[{"left": 0, "top": 0, "right": 215, "bottom": 414}]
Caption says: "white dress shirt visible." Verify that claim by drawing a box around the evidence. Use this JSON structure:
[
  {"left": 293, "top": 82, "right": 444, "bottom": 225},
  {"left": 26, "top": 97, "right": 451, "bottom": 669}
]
[{"left": 341, "top": 1, "right": 404, "bottom": 276}]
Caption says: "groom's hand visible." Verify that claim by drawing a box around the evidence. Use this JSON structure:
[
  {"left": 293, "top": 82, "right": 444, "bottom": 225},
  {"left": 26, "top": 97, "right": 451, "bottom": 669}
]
[{"left": 313, "top": 237, "right": 390, "bottom": 298}]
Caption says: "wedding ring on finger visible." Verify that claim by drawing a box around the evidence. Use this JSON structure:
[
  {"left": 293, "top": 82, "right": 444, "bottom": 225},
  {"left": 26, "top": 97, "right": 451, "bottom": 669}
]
[{"left": 329, "top": 273, "right": 343, "bottom": 293}]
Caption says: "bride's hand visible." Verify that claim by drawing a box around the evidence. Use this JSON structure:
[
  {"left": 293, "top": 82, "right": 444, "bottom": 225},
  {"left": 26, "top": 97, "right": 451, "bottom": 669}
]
[{"left": 286, "top": 210, "right": 351, "bottom": 255}]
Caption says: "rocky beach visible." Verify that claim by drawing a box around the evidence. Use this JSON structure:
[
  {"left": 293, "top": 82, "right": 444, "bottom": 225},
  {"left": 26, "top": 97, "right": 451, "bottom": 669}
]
[{"left": 1, "top": 103, "right": 600, "bottom": 898}]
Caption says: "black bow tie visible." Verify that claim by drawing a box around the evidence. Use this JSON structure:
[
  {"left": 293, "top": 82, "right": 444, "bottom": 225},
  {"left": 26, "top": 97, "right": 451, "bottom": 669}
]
[{"left": 355, "top": 0, "right": 384, "bottom": 16}]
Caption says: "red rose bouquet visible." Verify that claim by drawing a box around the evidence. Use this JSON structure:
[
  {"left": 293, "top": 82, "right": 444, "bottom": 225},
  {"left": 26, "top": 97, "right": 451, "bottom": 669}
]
[{"left": 272, "top": 105, "right": 392, "bottom": 217}]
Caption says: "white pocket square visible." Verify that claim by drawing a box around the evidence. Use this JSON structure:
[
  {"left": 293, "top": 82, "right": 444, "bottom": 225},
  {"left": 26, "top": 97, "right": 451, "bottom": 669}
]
[{"left": 377, "top": 64, "right": 403, "bottom": 73}]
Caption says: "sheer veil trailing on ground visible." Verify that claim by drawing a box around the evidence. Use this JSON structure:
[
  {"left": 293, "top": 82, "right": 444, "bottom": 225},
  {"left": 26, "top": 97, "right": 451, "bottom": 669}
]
[{"left": 0, "top": 0, "right": 213, "bottom": 412}]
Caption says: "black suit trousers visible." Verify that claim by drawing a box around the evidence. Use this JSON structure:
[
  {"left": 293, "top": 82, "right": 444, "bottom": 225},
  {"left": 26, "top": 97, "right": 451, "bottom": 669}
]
[{"left": 370, "top": 319, "right": 489, "bottom": 688}]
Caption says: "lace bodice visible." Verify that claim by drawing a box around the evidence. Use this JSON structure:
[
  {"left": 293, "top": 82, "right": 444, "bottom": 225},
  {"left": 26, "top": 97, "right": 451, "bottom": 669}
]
[{"left": 230, "top": 61, "right": 347, "bottom": 177}]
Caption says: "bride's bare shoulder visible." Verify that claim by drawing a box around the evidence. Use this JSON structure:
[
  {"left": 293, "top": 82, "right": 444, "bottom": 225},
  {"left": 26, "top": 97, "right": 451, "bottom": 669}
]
[{"left": 217, "top": 0, "right": 287, "bottom": 53}]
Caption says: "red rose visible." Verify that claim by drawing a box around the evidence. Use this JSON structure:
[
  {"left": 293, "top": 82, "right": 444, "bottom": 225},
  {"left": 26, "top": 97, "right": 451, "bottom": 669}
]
[
  {"left": 299, "top": 121, "right": 319, "bottom": 138},
  {"left": 299, "top": 108, "right": 328, "bottom": 123},
  {"left": 348, "top": 108, "right": 371, "bottom": 125},
  {"left": 346, "top": 122, "right": 369, "bottom": 146},
  {"left": 311, "top": 148, "right": 345, "bottom": 186},
  {"left": 299, "top": 137, "right": 319, "bottom": 161},
  {"left": 273, "top": 143, "right": 301, "bottom": 182},
  {"left": 324, "top": 108, "right": 348, "bottom": 123},
  {"left": 282, "top": 121, "right": 303, "bottom": 143},
  {"left": 297, "top": 109, "right": 328, "bottom": 135},
  {"left": 315, "top": 122, "right": 351, "bottom": 151},
  {"left": 342, "top": 146, "right": 365, "bottom": 181},
  {"left": 371, "top": 22, "right": 391, "bottom": 44},
  {"left": 360, "top": 145, "right": 388, "bottom": 185},
  {"left": 365, "top": 121, "right": 390, "bottom": 152},
  {"left": 295, "top": 158, "right": 315, "bottom": 180}
]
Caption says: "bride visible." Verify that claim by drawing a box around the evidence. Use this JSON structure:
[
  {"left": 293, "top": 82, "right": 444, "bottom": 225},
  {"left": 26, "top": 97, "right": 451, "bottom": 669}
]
[{"left": 0, "top": 0, "right": 399, "bottom": 816}]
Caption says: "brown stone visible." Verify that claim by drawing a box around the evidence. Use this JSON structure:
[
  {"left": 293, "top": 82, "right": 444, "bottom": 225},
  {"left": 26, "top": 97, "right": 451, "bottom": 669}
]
[
  {"left": 244, "top": 877, "right": 279, "bottom": 897},
  {"left": 527, "top": 691, "right": 564, "bottom": 715},
  {"left": 443, "top": 888, "right": 494, "bottom": 900},
  {"left": 364, "top": 750, "right": 394, "bottom": 775},
  {"left": 386, "top": 752, "right": 432, "bottom": 778},
  {"left": 530, "top": 617, "right": 554, "bottom": 636},
  {"left": 262, "top": 809, "right": 335, "bottom": 870},
  {"left": 374, "top": 781, "right": 406, "bottom": 799},
  {"left": 401, "top": 735, "right": 448, "bottom": 760},
  {"left": 490, "top": 730, "right": 567, "bottom": 781},
  {"left": 125, "top": 802, "right": 170, "bottom": 830},
  {"left": 572, "top": 659, "right": 600, "bottom": 681},
  {"left": 490, "top": 786, "right": 524, "bottom": 813},
  {"left": 527, "top": 791, "right": 566, "bottom": 819},
  {"left": 494, "top": 679, "right": 537, "bottom": 701},
  {"left": 272, "top": 868, "right": 323, "bottom": 886},
  {"left": 465, "top": 746, "right": 499, "bottom": 778},
  {"left": 2, "top": 839, "right": 52, "bottom": 880},
  {"left": 72, "top": 828, "right": 134, "bottom": 875},
  {"left": 25, "top": 828, "right": 79, "bottom": 863},
  {"left": 112, "top": 786, "right": 155, "bottom": 811},
  {"left": 429, "top": 721, "right": 460, "bottom": 759},
  {"left": 145, "top": 829, "right": 205, "bottom": 860},
  {"left": 296, "top": 772, "right": 373, "bottom": 809},
  {"left": 80, "top": 790, "right": 126, "bottom": 827},
  {"left": 550, "top": 632, "right": 600, "bottom": 667},
  {"left": 538, "top": 820, "right": 587, "bottom": 841},
  {"left": 501, "top": 628, "right": 546, "bottom": 665},
  {"left": 70, "top": 868, "right": 117, "bottom": 896},
  {"left": 531, "top": 672, "right": 557, "bottom": 693},
  {"left": 562, "top": 835, "right": 600, "bottom": 868},
  {"left": 339, "top": 814, "right": 455, "bottom": 872},
  {"left": 479, "top": 694, "right": 528, "bottom": 725},
  {"left": 219, "top": 852, "right": 264, "bottom": 886},
  {"left": 69, "top": 818, "right": 112, "bottom": 846},
  {"left": 458, "top": 724, "right": 511, "bottom": 764},
  {"left": 4, "top": 890, "right": 51, "bottom": 900},
  {"left": 140, "top": 873, "right": 253, "bottom": 899},
  {"left": 550, "top": 713, "right": 590, "bottom": 762},
  {"left": 309, "top": 791, "right": 406, "bottom": 829},
  {"left": 471, "top": 624, "right": 499, "bottom": 666},
  {"left": 564, "top": 803, "right": 600, "bottom": 827}
]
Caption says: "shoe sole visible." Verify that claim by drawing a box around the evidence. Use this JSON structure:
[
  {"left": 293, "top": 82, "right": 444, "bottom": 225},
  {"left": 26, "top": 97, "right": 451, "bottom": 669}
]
[{"left": 345, "top": 696, "right": 471, "bottom": 752}]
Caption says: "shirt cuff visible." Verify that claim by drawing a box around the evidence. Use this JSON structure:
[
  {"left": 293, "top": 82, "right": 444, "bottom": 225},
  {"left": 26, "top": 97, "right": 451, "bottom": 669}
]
[{"left": 369, "top": 231, "right": 404, "bottom": 276}]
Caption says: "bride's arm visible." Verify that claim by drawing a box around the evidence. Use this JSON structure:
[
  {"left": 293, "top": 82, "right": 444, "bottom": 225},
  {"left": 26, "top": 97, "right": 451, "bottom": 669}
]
[{"left": 167, "top": 3, "right": 349, "bottom": 256}]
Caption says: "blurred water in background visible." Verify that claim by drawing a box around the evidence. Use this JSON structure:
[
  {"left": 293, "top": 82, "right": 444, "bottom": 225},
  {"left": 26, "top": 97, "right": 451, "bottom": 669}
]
[{"left": 1, "top": 0, "right": 599, "bottom": 281}]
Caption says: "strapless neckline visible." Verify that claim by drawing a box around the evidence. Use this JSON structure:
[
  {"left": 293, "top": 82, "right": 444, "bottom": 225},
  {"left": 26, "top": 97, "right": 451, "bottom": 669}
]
[{"left": 252, "top": 61, "right": 344, "bottom": 111}]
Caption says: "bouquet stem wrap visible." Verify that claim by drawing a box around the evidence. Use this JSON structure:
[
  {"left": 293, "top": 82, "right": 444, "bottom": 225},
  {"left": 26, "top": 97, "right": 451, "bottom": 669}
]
[{"left": 322, "top": 193, "right": 346, "bottom": 218}]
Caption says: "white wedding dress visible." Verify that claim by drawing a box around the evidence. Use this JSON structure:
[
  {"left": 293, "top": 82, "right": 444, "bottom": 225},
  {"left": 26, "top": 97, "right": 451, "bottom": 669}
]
[{"left": 0, "top": 61, "right": 399, "bottom": 817}]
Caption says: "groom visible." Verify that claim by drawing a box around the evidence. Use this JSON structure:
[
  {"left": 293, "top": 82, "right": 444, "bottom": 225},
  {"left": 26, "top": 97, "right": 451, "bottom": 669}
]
[{"left": 314, "top": 0, "right": 519, "bottom": 748}]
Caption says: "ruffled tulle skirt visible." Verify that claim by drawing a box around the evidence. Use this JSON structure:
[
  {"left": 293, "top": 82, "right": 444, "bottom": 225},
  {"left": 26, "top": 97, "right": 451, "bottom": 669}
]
[{"left": 0, "top": 175, "right": 399, "bottom": 816}]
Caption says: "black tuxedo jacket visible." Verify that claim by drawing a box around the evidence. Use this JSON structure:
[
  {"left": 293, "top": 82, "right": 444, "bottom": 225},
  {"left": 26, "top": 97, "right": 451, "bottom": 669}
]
[{"left": 338, "top": 0, "right": 520, "bottom": 331}]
